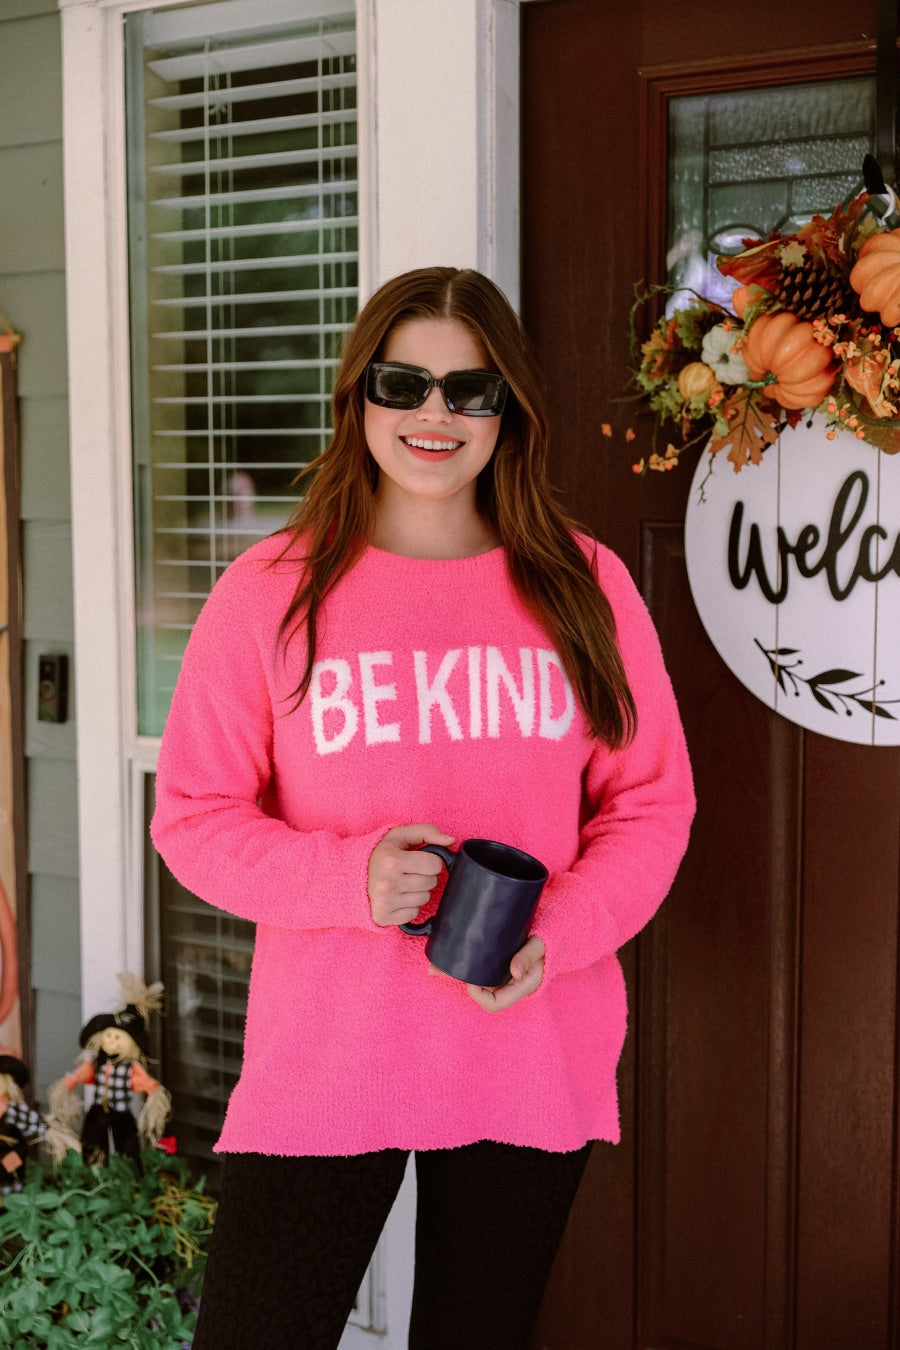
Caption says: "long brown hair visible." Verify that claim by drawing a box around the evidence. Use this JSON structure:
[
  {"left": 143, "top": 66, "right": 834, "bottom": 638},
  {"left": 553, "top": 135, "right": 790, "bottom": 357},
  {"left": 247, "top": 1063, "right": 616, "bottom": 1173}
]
[{"left": 276, "top": 266, "right": 636, "bottom": 747}]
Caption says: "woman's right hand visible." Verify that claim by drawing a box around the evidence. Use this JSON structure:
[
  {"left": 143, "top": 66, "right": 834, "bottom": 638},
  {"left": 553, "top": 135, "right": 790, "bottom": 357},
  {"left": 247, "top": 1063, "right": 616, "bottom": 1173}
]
[{"left": 368, "top": 824, "right": 454, "bottom": 927}]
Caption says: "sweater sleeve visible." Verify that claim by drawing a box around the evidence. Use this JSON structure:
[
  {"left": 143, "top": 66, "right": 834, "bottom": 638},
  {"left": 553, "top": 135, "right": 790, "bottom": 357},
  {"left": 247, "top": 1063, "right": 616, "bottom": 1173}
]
[
  {"left": 530, "top": 546, "right": 695, "bottom": 979},
  {"left": 150, "top": 554, "right": 387, "bottom": 934}
]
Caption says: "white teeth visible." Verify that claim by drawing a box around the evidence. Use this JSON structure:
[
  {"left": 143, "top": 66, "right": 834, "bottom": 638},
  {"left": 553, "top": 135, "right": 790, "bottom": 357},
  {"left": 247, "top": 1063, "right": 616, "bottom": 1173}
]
[{"left": 403, "top": 436, "right": 463, "bottom": 451}]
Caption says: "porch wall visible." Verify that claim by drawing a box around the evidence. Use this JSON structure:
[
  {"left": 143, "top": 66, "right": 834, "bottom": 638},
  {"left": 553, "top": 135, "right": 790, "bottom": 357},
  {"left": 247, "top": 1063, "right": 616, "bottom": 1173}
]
[{"left": 0, "top": 0, "right": 81, "bottom": 1099}]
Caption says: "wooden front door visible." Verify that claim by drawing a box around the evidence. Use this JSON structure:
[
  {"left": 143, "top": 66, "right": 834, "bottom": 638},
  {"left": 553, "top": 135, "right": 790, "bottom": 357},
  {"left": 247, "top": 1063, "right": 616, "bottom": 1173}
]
[{"left": 521, "top": 3, "right": 900, "bottom": 1347}]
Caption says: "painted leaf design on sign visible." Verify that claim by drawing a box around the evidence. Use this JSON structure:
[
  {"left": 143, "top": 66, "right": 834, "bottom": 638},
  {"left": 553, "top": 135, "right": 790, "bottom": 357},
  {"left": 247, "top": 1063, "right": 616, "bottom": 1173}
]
[
  {"left": 754, "top": 640, "right": 898, "bottom": 720},
  {"left": 808, "top": 669, "right": 860, "bottom": 682}
]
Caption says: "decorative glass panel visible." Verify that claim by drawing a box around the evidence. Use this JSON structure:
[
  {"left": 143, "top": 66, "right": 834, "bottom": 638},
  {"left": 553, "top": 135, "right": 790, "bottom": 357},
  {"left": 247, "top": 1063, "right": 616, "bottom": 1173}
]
[{"left": 667, "top": 77, "right": 875, "bottom": 309}]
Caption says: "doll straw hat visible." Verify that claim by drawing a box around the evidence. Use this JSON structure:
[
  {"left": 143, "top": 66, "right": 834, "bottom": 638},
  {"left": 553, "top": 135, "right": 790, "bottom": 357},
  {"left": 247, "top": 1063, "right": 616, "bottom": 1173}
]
[
  {"left": 77, "top": 973, "right": 164, "bottom": 1057},
  {"left": 0, "top": 1047, "right": 28, "bottom": 1090},
  {"left": 79, "top": 1004, "right": 151, "bottom": 1055}
]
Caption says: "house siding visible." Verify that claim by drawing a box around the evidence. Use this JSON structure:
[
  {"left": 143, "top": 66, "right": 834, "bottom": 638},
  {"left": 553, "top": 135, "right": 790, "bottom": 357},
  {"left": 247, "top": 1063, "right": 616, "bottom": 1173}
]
[{"left": 0, "top": 1, "right": 81, "bottom": 1100}]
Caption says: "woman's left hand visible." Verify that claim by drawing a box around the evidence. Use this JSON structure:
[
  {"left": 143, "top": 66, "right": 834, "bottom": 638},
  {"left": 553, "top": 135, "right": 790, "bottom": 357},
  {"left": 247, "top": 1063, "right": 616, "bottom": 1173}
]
[{"left": 461, "top": 936, "right": 546, "bottom": 1012}]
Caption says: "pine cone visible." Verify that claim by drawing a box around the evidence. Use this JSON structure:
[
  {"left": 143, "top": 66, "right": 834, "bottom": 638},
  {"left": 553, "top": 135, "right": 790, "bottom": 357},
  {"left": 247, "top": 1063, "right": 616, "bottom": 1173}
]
[{"left": 775, "top": 261, "right": 855, "bottom": 321}]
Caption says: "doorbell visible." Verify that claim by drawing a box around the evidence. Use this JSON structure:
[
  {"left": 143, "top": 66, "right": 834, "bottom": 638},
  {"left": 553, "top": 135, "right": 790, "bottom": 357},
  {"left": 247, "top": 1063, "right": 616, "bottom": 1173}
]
[{"left": 37, "top": 653, "right": 68, "bottom": 724}]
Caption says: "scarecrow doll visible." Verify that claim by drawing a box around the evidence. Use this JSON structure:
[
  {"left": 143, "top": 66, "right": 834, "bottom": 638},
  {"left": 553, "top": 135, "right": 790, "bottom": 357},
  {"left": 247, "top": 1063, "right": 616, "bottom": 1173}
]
[
  {"left": 0, "top": 1048, "right": 78, "bottom": 1193},
  {"left": 50, "top": 974, "right": 172, "bottom": 1165}
]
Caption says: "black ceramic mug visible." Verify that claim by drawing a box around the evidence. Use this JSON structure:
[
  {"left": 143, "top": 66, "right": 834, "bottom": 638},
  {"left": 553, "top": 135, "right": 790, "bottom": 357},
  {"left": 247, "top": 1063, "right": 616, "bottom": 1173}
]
[{"left": 400, "top": 838, "right": 549, "bottom": 986}]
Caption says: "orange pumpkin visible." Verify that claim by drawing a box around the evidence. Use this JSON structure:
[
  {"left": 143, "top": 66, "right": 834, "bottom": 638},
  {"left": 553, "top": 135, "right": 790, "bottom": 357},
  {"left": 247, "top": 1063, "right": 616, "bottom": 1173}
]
[
  {"left": 731, "top": 285, "right": 751, "bottom": 318},
  {"left": 740, "top": 312, "right": 837, "bottom": 410},
  {"left": 730, "top": 283, "right": 767, "bottom": 319},
  {"left": 849, "top": 229, "right": 900, "bottom": 326}
]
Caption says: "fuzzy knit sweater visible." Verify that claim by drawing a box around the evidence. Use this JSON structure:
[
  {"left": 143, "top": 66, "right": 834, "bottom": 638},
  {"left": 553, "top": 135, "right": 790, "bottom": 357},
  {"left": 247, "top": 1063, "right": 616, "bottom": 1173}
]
[{"left": 151, "top": 532, "right": 695, "bottom": 1156}]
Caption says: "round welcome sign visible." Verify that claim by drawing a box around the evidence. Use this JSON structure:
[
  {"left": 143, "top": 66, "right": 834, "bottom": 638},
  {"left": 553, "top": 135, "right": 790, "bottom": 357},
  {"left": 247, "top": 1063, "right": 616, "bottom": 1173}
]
[{"left": 684, "top": 415, "right": 900, "bottom": 746}]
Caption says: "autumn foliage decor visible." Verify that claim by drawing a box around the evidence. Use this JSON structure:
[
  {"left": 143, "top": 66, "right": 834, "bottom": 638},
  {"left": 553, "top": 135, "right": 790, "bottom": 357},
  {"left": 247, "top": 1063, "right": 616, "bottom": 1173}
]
[{"left": 622, "top": 191, "right": 900, "bottom": 475}]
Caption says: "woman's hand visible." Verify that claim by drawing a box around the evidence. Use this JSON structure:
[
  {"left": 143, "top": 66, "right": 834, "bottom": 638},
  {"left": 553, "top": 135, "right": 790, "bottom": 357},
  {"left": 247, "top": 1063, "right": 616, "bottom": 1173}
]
[
  {"left": 462, "top": 936, "right": 546, "bottom": 1012},
  {"left": 368, "top": 824, "right": 454, "bottom": 927}
]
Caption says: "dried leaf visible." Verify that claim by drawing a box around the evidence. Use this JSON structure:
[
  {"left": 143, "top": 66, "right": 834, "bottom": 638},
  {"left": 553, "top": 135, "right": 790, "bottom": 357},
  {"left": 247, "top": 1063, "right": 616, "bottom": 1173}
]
[
  {"left": 708, "top": 388, "right": 781, "bottom": 471},
  {"left": 849, "top": 417, "right": 900, "bottom": 455}
]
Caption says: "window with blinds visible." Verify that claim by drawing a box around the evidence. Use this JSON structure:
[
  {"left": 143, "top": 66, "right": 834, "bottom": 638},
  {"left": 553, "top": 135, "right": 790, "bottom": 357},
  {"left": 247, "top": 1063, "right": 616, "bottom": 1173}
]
[{"left": 125, "top": 0, "right": 358, "bottom": 738}]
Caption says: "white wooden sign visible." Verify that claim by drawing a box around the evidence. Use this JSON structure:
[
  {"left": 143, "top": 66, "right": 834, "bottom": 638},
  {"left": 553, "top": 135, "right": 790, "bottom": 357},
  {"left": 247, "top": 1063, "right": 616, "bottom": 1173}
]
[{"left": 684, "top": 415, "right": 900, "bottom": 745}]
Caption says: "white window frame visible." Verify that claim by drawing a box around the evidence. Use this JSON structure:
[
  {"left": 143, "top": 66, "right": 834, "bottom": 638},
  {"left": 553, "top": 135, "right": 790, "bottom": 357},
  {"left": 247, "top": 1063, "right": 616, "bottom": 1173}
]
[{"left": 60, "top": 0, "right": 521, "bottom": 1017}]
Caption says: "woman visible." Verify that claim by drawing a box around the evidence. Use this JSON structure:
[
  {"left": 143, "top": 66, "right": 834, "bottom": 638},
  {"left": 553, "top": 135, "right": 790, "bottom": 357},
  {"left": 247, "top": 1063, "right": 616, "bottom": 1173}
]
[{"left": 151, "top": 266, "right": 695, "bottom": 1348}]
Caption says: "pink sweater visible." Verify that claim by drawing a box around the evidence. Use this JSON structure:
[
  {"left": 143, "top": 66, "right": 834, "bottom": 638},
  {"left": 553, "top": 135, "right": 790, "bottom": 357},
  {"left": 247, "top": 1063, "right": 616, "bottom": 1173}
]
[{"left": 151, "top": 533, "right": 694, "bottom": 1155}]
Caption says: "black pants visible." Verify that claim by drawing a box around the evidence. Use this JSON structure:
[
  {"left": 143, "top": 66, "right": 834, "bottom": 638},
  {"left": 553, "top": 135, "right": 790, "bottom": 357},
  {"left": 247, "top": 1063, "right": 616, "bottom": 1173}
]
[
  {"left": 81, "top": 1103, "right": 140, "bottom": 1166},
  {"left": 192, "top": 1140, "right": 592, "bottom": 1350}
]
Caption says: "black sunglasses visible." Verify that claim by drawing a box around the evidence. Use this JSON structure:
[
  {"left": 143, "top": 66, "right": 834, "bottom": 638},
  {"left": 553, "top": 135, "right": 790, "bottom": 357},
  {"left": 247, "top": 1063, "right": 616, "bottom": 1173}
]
[{"left": 365, "top": 362, "right": 508, "bottom": 416}]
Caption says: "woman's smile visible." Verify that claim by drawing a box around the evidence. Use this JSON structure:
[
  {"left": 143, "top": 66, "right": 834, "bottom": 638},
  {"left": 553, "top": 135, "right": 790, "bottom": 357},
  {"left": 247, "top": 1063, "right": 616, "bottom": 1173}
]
[{"left": 401, "top": 433, "right": 465, "bottom": 458}]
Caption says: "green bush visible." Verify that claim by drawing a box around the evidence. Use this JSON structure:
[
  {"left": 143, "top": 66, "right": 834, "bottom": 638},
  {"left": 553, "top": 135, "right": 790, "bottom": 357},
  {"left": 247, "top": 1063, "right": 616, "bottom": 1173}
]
[{"left": 0, "top": 1149, "right": 216, "bottom": 1348}]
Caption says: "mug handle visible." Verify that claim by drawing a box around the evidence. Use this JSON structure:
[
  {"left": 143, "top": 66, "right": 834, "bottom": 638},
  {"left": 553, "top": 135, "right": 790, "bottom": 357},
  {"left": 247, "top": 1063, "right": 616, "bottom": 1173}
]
[{"left": 399, "top": 844, "right": 456, "bottom": 935}]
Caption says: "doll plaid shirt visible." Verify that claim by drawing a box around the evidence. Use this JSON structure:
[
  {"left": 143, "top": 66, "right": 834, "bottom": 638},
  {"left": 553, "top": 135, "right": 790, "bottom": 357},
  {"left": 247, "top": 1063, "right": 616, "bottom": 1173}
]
[
  {"left": 66, "top": 1055, "right": 160, "bottom": 1108},
  {"left": 94, "top": 1059, "right": 134, "bottom": 1112},
  {"left": 1, "top": 1101, "right": 45, "bottom": 1140}
]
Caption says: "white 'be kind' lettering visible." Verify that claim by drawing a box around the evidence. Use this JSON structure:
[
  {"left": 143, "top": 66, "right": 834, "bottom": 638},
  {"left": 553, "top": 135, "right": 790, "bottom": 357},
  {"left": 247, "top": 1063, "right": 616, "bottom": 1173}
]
[{"left": 310, "top": 647, "right": 576, "bottom": 755}]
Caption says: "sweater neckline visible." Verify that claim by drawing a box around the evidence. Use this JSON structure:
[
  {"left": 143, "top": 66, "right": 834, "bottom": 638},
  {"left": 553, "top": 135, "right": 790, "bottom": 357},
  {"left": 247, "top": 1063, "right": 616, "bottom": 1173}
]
[{"left": 362, "top": 541, "right": 507, "bottom": 568}]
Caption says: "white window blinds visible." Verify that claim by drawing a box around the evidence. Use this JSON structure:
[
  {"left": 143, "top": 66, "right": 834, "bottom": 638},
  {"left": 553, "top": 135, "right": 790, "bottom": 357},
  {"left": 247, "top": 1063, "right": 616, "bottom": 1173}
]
[{"left": 126, "top": 1, "right": 358, "bottom": 736}]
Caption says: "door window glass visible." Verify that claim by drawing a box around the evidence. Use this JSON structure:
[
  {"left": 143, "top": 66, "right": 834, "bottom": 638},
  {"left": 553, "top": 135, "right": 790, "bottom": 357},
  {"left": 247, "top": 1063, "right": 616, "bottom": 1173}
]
[{"left": 667, "top": 77, "right": 874, "bottom": 308}]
